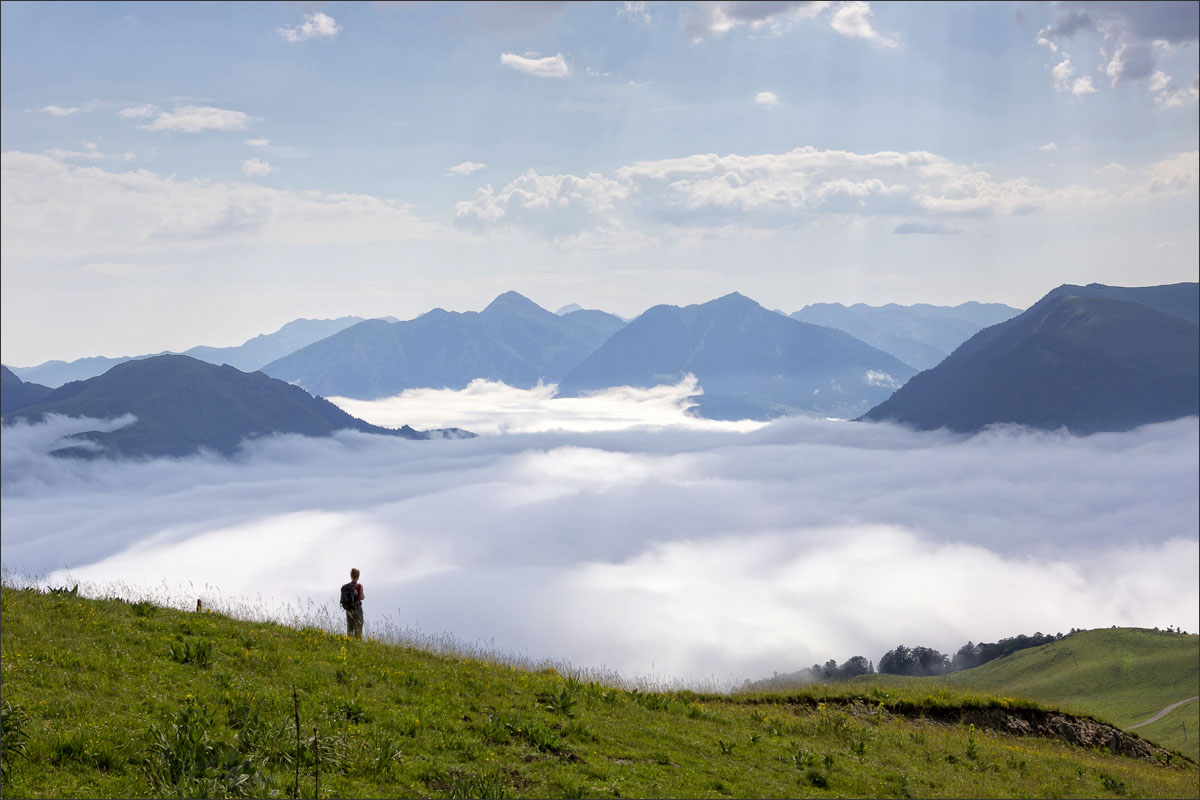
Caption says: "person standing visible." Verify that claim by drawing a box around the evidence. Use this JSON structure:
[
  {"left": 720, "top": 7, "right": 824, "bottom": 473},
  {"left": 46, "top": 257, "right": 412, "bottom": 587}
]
[{"left": 340, "top": 568, "right": 365, "bottom": 639}]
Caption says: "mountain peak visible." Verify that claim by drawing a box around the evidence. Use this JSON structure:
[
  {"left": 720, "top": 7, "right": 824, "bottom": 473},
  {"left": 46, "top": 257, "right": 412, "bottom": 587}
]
[
  {"left": 704, "top": 292, "right": 764, "bottom": 313},
  {"left": 483, "top": 291, "right": 544, "bottom": 314}
]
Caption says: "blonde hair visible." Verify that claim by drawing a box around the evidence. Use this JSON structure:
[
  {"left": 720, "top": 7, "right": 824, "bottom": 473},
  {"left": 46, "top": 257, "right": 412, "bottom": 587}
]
[{"left": 350, "top": 567, "right": 360, "bottom": 580}]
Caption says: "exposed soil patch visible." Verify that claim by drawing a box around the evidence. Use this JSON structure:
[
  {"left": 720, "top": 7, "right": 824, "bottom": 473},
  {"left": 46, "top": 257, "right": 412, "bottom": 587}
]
[{"left": 740, "top": 694, "right": 1189, "bottom": 765}]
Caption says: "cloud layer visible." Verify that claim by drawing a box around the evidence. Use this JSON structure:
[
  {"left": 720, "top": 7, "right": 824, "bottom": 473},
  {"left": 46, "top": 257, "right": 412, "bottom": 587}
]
[
  {"left": 455, "top": 146, "right": 1198, "bottom": 248},
  {"left": 0, "top": 152, "right": 441, "bottom": 257},
  {"left": 3, "top": 390, "right": 1195, "bottom": 684}
]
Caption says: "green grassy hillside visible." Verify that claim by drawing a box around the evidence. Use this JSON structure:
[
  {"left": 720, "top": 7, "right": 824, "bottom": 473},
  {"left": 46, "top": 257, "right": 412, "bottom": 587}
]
[
  {"left": 940, "top": 629, "right": 1199, "bottom": 761},
  {"left": 2, "top": 587, "right": 1196, "bottom": 799}
]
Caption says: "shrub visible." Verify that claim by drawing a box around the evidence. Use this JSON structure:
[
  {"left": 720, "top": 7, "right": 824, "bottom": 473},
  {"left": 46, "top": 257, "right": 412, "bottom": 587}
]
[
  {"left": 143, "top": 696, "right": 270, "bottom": 798},
  {"left": 169, "top": 638, "right": 213, "bottom": 668}
]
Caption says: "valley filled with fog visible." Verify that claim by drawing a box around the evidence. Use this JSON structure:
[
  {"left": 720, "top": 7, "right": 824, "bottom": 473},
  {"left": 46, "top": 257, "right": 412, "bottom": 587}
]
[{"left": 2, "top": 380, "right": 1196, "bottom": 686}]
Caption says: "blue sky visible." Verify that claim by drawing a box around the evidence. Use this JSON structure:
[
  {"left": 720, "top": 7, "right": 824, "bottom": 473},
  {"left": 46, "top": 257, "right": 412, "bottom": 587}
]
[{"left": 2, "top": 1, "right": 1197, "bottom": 365}]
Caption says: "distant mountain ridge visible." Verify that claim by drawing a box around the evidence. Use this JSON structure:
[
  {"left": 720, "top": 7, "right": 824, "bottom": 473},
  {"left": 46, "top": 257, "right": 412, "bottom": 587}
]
[
  {"left": 1, "top": 366, "right": 52, "bottom": 415},
  {"left": 1, "top": 355, "right": 469, "bottom": 458},
  {"left": 7, "top": 316, "right": 377, "bottom": 388},
  {"left": 862, "top": 282, "right": 1200, "bottom": 433},
  {"left": 557, "top": 292, "right": 918, "bottom": 420},
  {"left": 791, "top": 301, "right": 1021, "bottom": 370},
  {"left": 262, "top": 292, "right": 626, "bottom": 400}
]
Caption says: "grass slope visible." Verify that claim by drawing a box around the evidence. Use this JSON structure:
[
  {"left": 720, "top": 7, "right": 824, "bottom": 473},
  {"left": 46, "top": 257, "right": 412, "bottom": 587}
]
[
  {"left": 851, "top": 629, "right": 1199, "bottom": 763},
  {"left": 939, "top": 629, "right": 1200, "bottom": 762},
  {"left": 2, "top": 588, "right": 1196, "bottom": 799}
]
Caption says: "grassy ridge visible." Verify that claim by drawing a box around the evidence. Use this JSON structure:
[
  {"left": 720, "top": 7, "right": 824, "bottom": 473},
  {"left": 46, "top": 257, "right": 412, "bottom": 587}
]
[
  {"left": 938, "top": 629, "right": 1199, "bottom": 761},
  {"left": 2, "top": 587, "right": 1197, "bottom": 799}
]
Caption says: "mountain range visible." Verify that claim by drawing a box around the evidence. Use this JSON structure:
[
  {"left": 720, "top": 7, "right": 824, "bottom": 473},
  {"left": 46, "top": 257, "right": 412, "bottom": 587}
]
[
  {"left": 2, "top": 355, "right": 469, "bottom": 458},
  {"left": 557, "top": 292, "right": 917, "bottom": 420},
  {"left": 790, "top": 301, "right": 1020, "bottom": 371},
  {"left": 261, "top": 292, "right": 626, "bottom": 399},
  {"left": 6, "top": 316, "right": 382, "bottom": 388},
  {"left": 862, "top": 282, "right": 1199, "bottom": 433}
]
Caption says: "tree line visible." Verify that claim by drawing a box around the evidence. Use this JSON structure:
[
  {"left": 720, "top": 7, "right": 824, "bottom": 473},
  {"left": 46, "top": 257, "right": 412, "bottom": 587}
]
[{"left": 804, "top": 631, "right": 1065, "bottom": 682}]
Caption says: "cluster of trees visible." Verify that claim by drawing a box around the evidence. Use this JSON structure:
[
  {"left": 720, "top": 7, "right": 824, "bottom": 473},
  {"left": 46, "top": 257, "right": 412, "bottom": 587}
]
[
  {"left": 794, "top": 630, "right": 1077, "bottom": 683},
  {"left": 877, "top": 632, "right": 1064, "bottom": 677},
  {"left": 877, "top": 645, "right": 952, "bottom": 676},
  {"left": 801, "top": 655, "right": 874, "bottom": 682},
  {"left": 949, "top": 632, "right": 1061, "bottom": 672}
]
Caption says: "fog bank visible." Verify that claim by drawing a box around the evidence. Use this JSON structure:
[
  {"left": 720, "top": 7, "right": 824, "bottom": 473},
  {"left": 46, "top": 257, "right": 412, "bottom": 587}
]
[{"left": 2, "top": 390, "right": 1196, "bottom": 683}]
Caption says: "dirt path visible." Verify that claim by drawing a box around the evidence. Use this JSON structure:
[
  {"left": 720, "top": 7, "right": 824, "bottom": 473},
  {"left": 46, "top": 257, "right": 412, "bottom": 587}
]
[{"left": 1127, "top": 696, "right": 1200, "bottom": 730}]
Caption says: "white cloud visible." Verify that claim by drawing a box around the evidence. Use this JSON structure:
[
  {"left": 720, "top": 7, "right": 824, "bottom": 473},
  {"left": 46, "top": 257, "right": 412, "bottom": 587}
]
[
  {"left": 38, "top": 105, "right": 81, "bottom": 117},
  {"left": 1049, "top": 58, "right": 1097, "bottom": 98},
  {"left": 118, "top": 104, "right": 159, "bottom": 119},
  {"left": 278, "top": 12, "right": 341, "bottom": 43},
  {"left": 830, "top": 1, "right": 898, "bottom": 47},
  {"left": 683, "top": 1, "right": 830, "bottom": 41},
  {"left": 1051, "top": 57, "right": 1076, "bottom": 92},
  {"left": 1039, "top": 142, "right": 1059, "bottom": 152},
  {"left": 1149, "top": 70, "right": 1172, "bottom": 93},
  {"left": 240, "top": 158, "right": 275, "bottom": 177},
  {"left": 144, "top": 105, "right": 251, "bottom": 133},
  {"left": 448, "top": 161, "right": 487, "bottom": 176},
  {"left": 3, "top": 409, "right": 1196, "bottom": 682},
  {"left": 1072, "top": 75, "right": 1097, "bottom": 96},
  {"left": 0, "top": 151, "right": 443, "bottom": 258},
  {"left": 1148, "top": 72, "right": 1200, "bottom": 109},
  {"left": 499, "top": 52, "right": 571, "bottom": 79},
  {"left": 44, "top": 142, "right": 104, "bottom": 161},
  {"left": 619, "top": 1, "right": 650, "bottom": 23},
  {"left": 754, "top": 91, "right": 779, "bottom": 107},
  {"left": 1141, "top": 151, "right": 1199, "bottom": 195},
  {"left": 244, "top": 138, "right": 270, "bottom": 147},
  {"left": 455, "top": 168, "right": 638, "bottom": 248}
]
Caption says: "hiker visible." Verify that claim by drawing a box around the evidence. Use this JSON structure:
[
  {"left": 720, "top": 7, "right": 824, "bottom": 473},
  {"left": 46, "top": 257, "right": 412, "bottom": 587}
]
[{"left": 340, "top": 568, "right": 365, "bottom": 639}]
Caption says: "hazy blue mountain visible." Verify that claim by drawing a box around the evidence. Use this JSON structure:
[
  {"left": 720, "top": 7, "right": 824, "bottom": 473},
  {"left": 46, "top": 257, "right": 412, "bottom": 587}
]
[
  {"left": 555, "top": 303, "right": 584, "bottom": 315},
  {"left": 1, "top": 355, "right": 469, "bottom": 458},
  {"left": 861, "top": 283, "right": 1200, "bottom": 434},
  {"left": 6, "top": 354, "right": 150, "bottom": 389},
  {"left": 263, "top": 292, "right": 620, "bottom": 399},
  {"left": 1, "top": 366, "right": 52, "bottom": 414},
  {"left": 560, "top": 309, "right": 626, "bottom": 341},
  {"left": 1036, "top": 282, "right": 1198, "bottom": 325},
  {"left": 7, "top": 316, "right": 372, "bottom": 387},
  {"left": 557, "top": 292, "right": 918, "bottom": 420},
  {"left": 178, "top": 316, "right": 369, "bottom": 372},
  {"left": 791, "top": 301, "right": 1021, "bottom": 370}
]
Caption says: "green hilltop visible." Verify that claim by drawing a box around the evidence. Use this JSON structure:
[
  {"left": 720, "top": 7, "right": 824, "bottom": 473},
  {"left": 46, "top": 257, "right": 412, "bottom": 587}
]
[
  {"left": 840, "top": 628, "right": 1199, "bottom": 763},
  {"left": 2, "top": 586, "right": 1197, "bottom": 799},
  {"left": 937, "top": 628, "right": 1200, "bottom": 762}
]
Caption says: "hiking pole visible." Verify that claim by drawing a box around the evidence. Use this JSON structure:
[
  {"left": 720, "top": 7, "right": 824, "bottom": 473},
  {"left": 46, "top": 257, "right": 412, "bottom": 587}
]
[{"left": 314, "top": 726, "right": 320, "bottom": 799}]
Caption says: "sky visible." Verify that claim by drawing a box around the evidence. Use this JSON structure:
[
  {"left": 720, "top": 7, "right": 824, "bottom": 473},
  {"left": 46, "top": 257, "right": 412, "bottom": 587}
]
[
  {"left": 2, "top": 1, "right": 1198, "bottom": 366},
  {"left": 2, "top": 388, "right": 1196, "bottom": 684}
]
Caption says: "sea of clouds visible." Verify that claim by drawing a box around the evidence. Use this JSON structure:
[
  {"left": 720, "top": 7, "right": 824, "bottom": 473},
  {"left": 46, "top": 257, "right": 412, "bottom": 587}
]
[{"left": 2, "top": 380, "right": 1196, "bottom": 686}]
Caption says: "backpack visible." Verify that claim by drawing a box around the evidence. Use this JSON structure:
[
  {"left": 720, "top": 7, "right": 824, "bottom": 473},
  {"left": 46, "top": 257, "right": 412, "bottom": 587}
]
[{"left": 340, "top": 581, "right": 358, "bottom": 610}]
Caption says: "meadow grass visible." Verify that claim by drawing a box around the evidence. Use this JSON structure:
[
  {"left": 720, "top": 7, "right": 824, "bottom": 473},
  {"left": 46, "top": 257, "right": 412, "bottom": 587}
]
[{"left": 2, "top": 583, "right": 1197, "bottom": 799}]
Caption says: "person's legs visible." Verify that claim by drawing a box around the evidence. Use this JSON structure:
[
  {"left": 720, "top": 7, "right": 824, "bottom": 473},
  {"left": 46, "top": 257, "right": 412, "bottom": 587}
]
[{"left": 350, "top": 607, "right": 364, "bottom": 639}]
